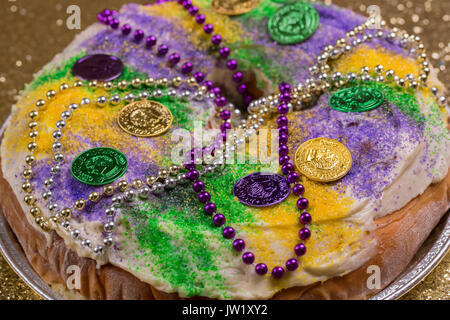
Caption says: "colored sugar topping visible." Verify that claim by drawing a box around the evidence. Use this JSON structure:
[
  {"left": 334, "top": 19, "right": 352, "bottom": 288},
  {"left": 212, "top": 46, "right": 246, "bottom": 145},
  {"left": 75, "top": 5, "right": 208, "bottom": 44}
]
[{"left": 0, "top": 1, "right": 448, "bottom": 299}]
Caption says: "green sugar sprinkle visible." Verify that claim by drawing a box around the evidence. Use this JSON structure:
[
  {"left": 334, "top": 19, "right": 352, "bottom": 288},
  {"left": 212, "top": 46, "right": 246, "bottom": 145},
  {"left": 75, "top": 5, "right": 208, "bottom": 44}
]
[
  {"left": 27, "top": 51, "right": 87, "bottom": 91},
  {"left": 121, "top": 204, "right": 227, "bottom": 297},
  {"left": 230, "top": 42, "right": 290, "bottom": 86},
  {"left": 341, "top": 80, "right": 449, "bottom": 179},
  {"left": 361, "top": 81, "right": 449, "bottom": 150},
  {"left": 119, "top": 162, "right": 279, "bottom": 297},
  {"left": 344, "top": 80, "right": 426, "bottom": 126}
]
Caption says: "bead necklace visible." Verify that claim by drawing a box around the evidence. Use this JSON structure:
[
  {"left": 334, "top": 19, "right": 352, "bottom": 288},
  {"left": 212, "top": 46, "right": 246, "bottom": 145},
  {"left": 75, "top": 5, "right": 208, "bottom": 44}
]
[
  {"left": 33, "top": 78, "right": 273, "bottom": 256},
  {"left": 22, "top": 79, "right": 92, "bottom": 233},
  {"left": 173, "top": 0, "right": 254, "bottom": 104},
  {"left": 98, "top": 5, "right": 448, "bottom": 125},
  {"left": 97, "top": 2, "right": 254, "bottom": 106},
  {"left": 92, "top": 48, "right": 446, "bottom": 274},
  {"left": 309, "top": 22, "right": 449, "bottom": 106},
  {"left": 175, "top": 21, "right": 450, "bottom": 277},
  {"left": 244, "top": 21, "right": 447, "bottom": 117},
  {"left": 21, "top": 76, "right": 238, "bottom": 255},
  {"left": 84, "top": 74, "right": 317, "bottom": 275},
  {"left": 46, "top": 56, "right": 446, "bottom": 268},
  {"left": 311, "top": 26, "right": 430, "bottom": 89},
  {"left": 182, "top": 80, "right": 314, "bottom": 279},
  {"left": 95, "top": 162, "right": 220, "bottom": 255},
  {"left": 20, "top": 12, "right": 449, "bottom": 264},
  {"left": 97, "top": 6, "right": 448, "bottom": 130},
  {"left": 85, "top": 74, "right": 322, "bottom": 270}
]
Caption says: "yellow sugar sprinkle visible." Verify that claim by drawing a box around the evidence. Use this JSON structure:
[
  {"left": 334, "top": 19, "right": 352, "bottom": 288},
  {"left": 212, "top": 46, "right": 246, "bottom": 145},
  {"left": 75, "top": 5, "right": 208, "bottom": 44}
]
[
  {"left": 3, "top": 79, "right": 166, "bottom": 165},
  {"left": 333, "top": 46, "right": 420, "bottom": 79},
  {"left": 301, "top": 220, "right": 365, "bottom": 269},
  {"left": 3, "top": 79, "right": 78, "bottom": 160},
  {"left": 240, "top": 181, "right": 354, "bottom": 271},
  {"left": 302, "top": 179, "right": 353, "bottom": 222}
]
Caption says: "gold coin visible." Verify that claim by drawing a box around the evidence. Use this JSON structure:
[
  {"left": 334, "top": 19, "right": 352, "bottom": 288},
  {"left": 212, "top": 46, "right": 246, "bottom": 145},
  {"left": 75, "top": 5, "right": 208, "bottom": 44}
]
[
  {"left": 294, "top": 138, "right": 352, "bottom": 182},
  {"left": 211, "top": 0, "right": 261, "bottom": 16},
  {"left": 117, "top": 100, "right": 173, "bottom": 137}
]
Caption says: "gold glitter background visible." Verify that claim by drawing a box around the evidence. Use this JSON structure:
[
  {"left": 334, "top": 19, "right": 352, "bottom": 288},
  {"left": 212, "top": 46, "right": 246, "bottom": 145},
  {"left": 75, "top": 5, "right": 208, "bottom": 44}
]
[{"left": 0, "top": 0, "right": 448, "bottom": 300}]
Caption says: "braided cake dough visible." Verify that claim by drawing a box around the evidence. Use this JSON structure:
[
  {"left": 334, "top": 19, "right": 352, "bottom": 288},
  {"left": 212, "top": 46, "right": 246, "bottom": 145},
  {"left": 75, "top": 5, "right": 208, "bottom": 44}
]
[{"left": 1, "top": 1, "right": 449, "bottom": 299}]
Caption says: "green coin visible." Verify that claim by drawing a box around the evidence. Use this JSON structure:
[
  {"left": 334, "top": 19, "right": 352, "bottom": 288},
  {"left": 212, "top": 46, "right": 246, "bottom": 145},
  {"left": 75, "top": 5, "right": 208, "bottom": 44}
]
[
  {"left": 268, "top": 2, "right": 319, "bottom": 45},
  {"left": 70, "top": 147, "right": 128, "bottom": 186},
  {"left": 329, "top": 86, "right": 385, "bottom": 113}
]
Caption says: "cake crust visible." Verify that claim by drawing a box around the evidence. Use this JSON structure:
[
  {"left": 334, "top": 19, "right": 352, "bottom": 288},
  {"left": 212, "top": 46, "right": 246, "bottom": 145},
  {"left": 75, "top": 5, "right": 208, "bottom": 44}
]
[{"left": 1, "top": 143, "right": 448, "bottom": 300}]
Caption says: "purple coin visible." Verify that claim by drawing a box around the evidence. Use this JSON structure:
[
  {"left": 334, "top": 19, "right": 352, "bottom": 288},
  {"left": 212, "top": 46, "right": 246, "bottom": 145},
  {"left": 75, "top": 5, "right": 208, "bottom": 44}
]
[
  {"left": 233, "top": 172, "right": 291, "bottom": 207},
  {"left": 72, "top": 54, "right": 124, "bottom": 81}
]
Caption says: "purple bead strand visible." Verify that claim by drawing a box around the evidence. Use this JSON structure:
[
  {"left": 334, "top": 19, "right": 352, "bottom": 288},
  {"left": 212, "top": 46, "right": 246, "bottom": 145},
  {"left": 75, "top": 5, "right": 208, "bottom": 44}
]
[
  {"left": 98, "top": 4, "right": 243, "bottom": 115},
  {"left": 174, "top": 1, "right": 253, "bottom": 104},
  {"left": 275, "top": 82, "right": 312, "bottom": 279},
  {"left": 184, "top": 81, "right": 312, "bottom": 279}
]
